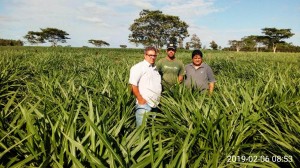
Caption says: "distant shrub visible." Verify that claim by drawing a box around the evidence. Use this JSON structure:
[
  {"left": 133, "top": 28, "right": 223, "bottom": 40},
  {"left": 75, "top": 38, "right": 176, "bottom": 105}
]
[
  {"left": 120, "top": 45, "right": 127, "bottom": 48},
  {"left": 0, "top": 39, "right": 24, "bottom": 46}
]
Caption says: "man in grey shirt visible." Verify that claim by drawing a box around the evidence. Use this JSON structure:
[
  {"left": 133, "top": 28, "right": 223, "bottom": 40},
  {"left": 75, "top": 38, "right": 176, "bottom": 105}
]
[{"left": 184, "top": 49, "right": 216, "bottom": 94}]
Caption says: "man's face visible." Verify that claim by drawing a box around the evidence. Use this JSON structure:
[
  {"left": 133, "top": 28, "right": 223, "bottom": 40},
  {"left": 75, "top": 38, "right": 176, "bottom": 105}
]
[
  {"left": 166, "top": 48, "right": 176, "bottom": 58},
  {"left": 144, "top": 50, "right": 157, "bottom": 64},
  {"left": 192, "top": 55, "right": 202, "bottom": 66}
]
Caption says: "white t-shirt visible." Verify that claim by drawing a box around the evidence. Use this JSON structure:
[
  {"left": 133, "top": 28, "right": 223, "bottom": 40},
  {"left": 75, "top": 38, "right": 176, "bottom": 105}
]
[{"left": 129, "top": 60, "right": 162, "bottom": 107}]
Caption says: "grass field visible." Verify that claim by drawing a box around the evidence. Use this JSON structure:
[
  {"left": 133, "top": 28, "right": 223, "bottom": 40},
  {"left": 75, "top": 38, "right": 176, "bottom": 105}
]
[{"left": 0, "top": 46, "right": 299, "bottom": 167}]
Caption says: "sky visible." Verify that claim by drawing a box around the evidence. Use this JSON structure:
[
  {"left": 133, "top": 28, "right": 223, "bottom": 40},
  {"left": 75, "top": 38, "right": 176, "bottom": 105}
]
[{"left": 1, "top": 0, "right": 300, "bottom": 48}]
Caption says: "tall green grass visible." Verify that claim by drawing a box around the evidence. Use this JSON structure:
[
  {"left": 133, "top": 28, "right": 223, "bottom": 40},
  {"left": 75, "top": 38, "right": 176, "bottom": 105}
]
[{"left": 0, "top": 46, "right": 299, "bottom": 167}]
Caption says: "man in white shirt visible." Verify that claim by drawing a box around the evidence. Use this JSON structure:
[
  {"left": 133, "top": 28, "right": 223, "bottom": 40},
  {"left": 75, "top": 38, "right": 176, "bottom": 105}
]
[{"left": 129, "top": 46, "right": 162, "bottom": 127}]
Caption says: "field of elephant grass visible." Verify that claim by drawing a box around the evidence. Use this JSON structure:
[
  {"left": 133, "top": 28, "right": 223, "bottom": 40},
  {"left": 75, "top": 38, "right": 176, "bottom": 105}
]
[{"left": 0, "top": 46, "right": 299, "bottom": 167}]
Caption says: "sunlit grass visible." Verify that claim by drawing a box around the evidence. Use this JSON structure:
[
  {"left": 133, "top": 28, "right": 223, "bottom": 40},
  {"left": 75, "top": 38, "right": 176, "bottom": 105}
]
[{"left": 0, "top": 46, "right": 299, "bottom": 167}]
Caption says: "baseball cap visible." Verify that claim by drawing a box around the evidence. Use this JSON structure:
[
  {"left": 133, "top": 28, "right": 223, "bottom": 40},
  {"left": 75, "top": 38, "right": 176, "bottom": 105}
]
[{"left": 167, "top": 43, "right": 176, "bottom": 50}]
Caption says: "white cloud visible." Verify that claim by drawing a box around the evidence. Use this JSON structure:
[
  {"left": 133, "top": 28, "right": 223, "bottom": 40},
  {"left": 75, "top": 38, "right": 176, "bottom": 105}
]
[
  {"left": 161, "top": 0, "right": 219, "bottom": 19},
  {"left": 156, "top": 0, "right": 224, "bottom": 47},
  {"left": 78, "top": 16, "right": 109, "bottom": 26},
  {"left": 107, "top": 0, "right": 154, "bottom": 9},
  {"left": 0, "top": 16, "right": 15, "bottom": 23}
]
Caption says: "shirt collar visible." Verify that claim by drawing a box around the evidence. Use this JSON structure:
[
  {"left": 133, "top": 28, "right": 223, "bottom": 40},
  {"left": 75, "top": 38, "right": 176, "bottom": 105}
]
[
  {"left": 189, "top": 63, "right": 204, "bottom": 67},
  {"left": 143, "top": 59, "right": 154, "bottom": 67},
  {"left": 188, "top": 63, "right": 204, "bottom": 69}
]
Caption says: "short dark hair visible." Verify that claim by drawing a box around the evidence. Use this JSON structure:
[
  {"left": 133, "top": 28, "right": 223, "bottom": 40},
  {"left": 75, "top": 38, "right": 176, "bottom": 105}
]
[
  {"left": 192, "top": 49, "right": 203, "bottom": 58},
  {"left": 144, "top": 46, "right": 157, "bottom": 54}
]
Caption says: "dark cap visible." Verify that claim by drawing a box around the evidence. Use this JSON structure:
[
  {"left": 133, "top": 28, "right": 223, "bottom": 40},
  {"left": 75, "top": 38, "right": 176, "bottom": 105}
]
[
  {"left": 192, "top": 49, "right": 203, "bottom": 58},
  {"left": 167, "top": 43, "right": 176, "bottom": 50}
]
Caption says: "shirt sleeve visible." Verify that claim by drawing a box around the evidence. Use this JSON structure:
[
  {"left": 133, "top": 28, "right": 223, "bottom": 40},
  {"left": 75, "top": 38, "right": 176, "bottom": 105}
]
[
  {"left": 207, "top": 66, "right": 216, "bottom": 83},
  {"left": 156, "top": 60, "right": 161, "bottom": 72},
  {"left": 179, "top": 61, "right": 186, "bottom": 76},
  {"left": 129, "top": 64, "right": 142, "bottom": 86},
  {"left": 184, "top": 64, "right": 189, "bottom": 78}
]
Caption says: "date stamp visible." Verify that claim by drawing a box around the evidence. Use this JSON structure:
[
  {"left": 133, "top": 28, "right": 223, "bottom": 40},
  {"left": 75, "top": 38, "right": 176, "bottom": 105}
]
[{"left": 227, "top": 155, "right": 293, "bottom": 163}]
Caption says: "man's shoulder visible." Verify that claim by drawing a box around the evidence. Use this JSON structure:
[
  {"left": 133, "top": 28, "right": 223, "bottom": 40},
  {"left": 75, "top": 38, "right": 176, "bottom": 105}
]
[
  {"left": 156, "top": 58, "right": 168, "bottom": 68},
  {"left": 173, "top": 59, "right": 184, "bottom": 67},
  {"left": 131, "top": 60, "right": 145, "bottom": 70},
  {"left": 157, "top": 57, "right": 167, "bottom": 63},
  {"left": 201, "top": 62, "right": 211, "bottom": 68},
  {"left": 185, "top": 63, "right": 193, "bottom": 68},
  {"left": 183, "top": 64, "right": 191, "bottom": 74},
  {"left": 175, "top": 59, "right": 184, "bottom": 64}
]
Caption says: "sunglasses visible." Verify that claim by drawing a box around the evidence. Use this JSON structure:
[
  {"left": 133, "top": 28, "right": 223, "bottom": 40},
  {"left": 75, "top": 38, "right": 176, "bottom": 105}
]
[
  {"left": 167, "top": 48, "right": 176, "bottom": 51},
  {"left": 146, "top": 54, "right": 157, "bottom": 57}
]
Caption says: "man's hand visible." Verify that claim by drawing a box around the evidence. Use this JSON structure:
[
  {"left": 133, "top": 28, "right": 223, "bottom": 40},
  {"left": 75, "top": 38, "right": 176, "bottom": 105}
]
[
  {"left": 131, "top": 84, "right": 147, "bottom": 105},
  {"left": 178, "top": 75, "right": 184, "bottom": 83},
  {"left": 137, "top": 98, "right": 147, "bottom": 105}
]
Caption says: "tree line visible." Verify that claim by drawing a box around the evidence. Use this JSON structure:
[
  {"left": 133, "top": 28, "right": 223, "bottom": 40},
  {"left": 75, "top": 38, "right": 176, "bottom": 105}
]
[
  {"left": 0, "top": 39, "right": 23, "bottom": 46},
  {"left": 187, "top": 28, "right": 300, "bottom": 53},
  {"left": 1, "top": 9, "right": 299, "bottom": 52},
  {"left": 225, "top": 28, "right": 296, "bottom": 53}
]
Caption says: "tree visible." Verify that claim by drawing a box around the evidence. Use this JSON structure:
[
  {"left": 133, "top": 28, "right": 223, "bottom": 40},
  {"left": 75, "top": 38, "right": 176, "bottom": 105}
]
[
  {"left": 120, "top": 45, "right": 127, "bottom": 48},
  {"left": 88, "top": 39, "right": 110, "bottom": 48},
  {"left": 169, "top": 36, "right": 178, "bottom": 47},
  {"left": 24, "top": 31, "right": 45, "bottom": 45},
  {"left": 276, "top": 43, "right": 300, "bottom": 52},
  {"left": 41, "top": 28, "right": 70, "bottom": 47},
  {"left": 129, "top": 9, "right": 189, "bottom": 49},
  {"left": 210, "top": 40, "right": 218, "bottom": 50},
  {"left": 185, "top": 42, "right": 190, "bottom": 50},
  {"left": 228, "top": 40, "right": 244, "bottom": 52},
  {"left": 241, "top": 36, "right": 257, "bottom": 51},
  {"left": 189, "top": 34, "right": 202, "bottom": 49},
  {"left": 178, "top": 38, "right": 184, "bottom": 49},
  {"left": 24, "top": 28, "right": 70, "bottom": 46},
  {"left": 261, "top": 27, "right": 294, "bottom": 53},
  {"left": 240, "top": 35, "right": 269, "bottom": 52},
  {"left": 255, "top": 36, "right": 269, "bottom": 52}
]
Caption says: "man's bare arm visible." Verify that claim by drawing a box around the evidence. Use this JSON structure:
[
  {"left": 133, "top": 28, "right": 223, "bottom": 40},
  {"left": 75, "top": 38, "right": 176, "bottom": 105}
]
[{"left": 208, "top": 82, "right": 215, "bottom": 94}]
